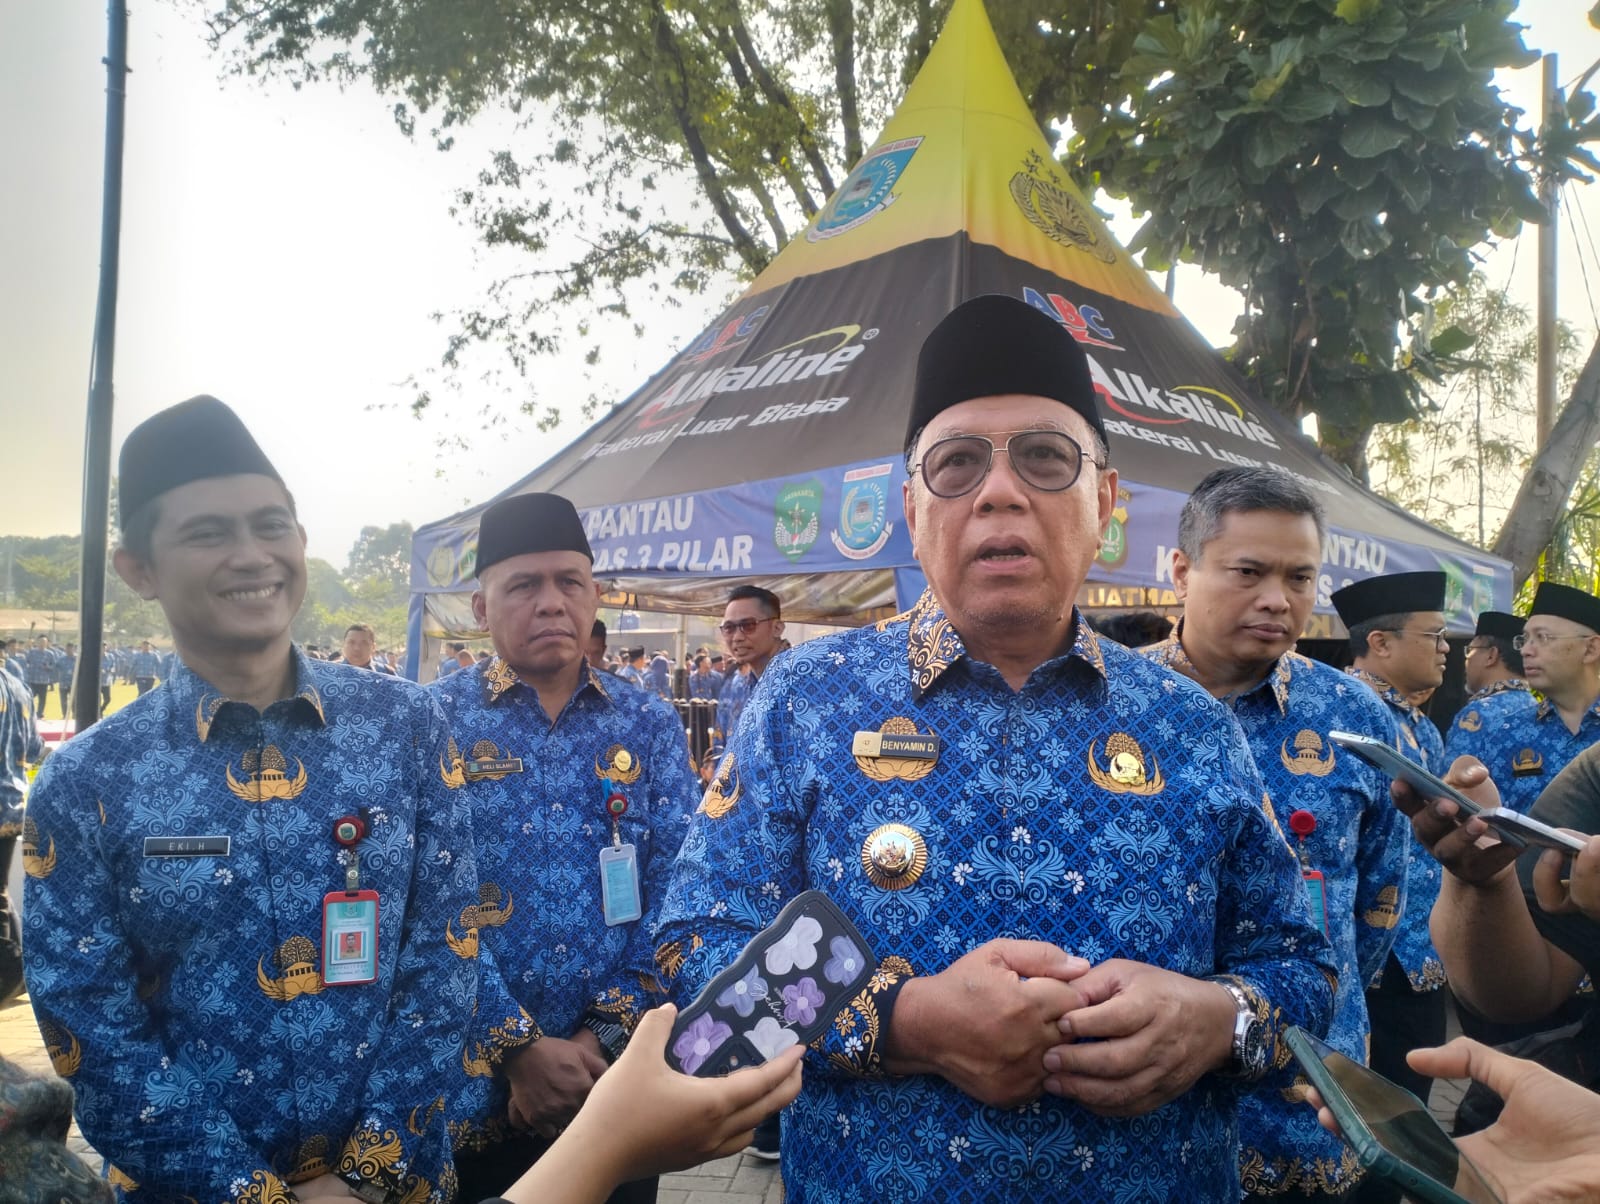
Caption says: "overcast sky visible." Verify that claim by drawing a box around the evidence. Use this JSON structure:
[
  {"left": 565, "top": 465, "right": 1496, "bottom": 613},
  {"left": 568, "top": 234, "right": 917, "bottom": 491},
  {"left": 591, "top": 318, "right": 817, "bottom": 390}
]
[{"left": 2, "top": 1, "right": 1596, "bottom": 567}]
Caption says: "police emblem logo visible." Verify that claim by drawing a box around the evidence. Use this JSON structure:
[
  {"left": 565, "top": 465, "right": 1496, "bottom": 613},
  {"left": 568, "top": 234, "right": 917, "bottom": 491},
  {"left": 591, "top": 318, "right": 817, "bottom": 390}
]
[
  {"left": 226, "top": 745, "right": 308, "bottom": 802},
  {"left": 831, "top": 464, "right": 894, "bottom": 560},
  {"left": 806, "top": 137, "right": 923, "bottom": 242},
  {"left": 861, "top": 823, "right": 929, "bottom": 891},
  {"left": 1363, "top": 885, "right": 1401, "bottom": 930},
  {"left": 21, "top": 817, "right": 54, "bottom": 879},
  {"left": 475, "top": 882, "right": 515, "bottom": 928},
  {"left": 595, "top": 744, "right": 644, "bottom": 785},
  {"left": 1458, "top": 710, "right": 1483, "bottom": 732},
  {"left": 852, "top": 717, "right": 940, "bottom": 782},
  {"left": 1087, "top": 732, "right": 1165, "bottom": 795},
  {"left": 1280, "top": 730, "right": 1336, "bottom": 777},
  {"left": 773, "top": 479, "right": 823, "bottom": 562},
  {"left": 257, "top": 935, "right": 324, "bottom": 1001},
  {"left": 1009, "top": 155, "right": 1117, "bottom": 264},
  {"left": 1512, "top": 748, "right": 1544, "bottom": 777},
  {"left": 698, "top": 753, "right": 742, "bottom": 820}
]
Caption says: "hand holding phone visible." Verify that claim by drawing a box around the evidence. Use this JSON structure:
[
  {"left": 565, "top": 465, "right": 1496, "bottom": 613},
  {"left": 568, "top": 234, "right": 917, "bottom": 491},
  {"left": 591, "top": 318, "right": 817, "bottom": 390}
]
[{"left": 1286, "top": 1026, "right": 1503, "bottom": 1204}]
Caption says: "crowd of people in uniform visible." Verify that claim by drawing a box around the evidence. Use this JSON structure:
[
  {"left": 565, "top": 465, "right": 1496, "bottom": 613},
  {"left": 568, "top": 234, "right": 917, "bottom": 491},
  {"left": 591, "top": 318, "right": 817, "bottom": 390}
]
[{"left": 5, "top": 295, "right": 1600, "bottom": 1202}]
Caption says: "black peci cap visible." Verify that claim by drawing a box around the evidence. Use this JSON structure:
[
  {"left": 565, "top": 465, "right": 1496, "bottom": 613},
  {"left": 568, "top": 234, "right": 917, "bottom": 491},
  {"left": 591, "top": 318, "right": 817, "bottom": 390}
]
[
  {"left": 475, "top": 492, "right": 593, "bottom": 577},
  {"left": 1331, "top": 571, "right": 1447, "bottom": 628},
  {"left": 906, "top": 295, "right": 1106, "bottom": 456},
  {"left": 1474, "top": 611, "right": 1525, "bottom": 641},
  {"left": 118, "top": 396, "right": 283, "bottom": 525},
  {"left": 1528, "top": 582, "right": 1600, "bottom": 635}
]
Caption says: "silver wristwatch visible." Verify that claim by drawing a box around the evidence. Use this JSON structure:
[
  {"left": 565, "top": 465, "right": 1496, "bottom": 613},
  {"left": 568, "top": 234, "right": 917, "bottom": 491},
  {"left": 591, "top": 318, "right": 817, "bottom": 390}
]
[{"left": 1215, "top": 979, "right": 1270, "bottom": 1080}]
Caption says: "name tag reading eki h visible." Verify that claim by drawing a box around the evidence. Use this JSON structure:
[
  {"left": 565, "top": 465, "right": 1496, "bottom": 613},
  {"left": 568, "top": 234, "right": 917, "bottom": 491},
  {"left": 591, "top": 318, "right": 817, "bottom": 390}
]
[{"left": 142, "top": 835, "right": 231, "bottom": 858}]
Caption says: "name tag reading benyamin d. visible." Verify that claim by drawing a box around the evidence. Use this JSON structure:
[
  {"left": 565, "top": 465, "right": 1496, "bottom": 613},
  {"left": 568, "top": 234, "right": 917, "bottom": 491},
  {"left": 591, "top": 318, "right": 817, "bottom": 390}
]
[
  {"left": 852, "top": 731, "right": 941, "bottom": 760},
  {"left": 143, "top": 835, "right": 232, "bottom": 858}
]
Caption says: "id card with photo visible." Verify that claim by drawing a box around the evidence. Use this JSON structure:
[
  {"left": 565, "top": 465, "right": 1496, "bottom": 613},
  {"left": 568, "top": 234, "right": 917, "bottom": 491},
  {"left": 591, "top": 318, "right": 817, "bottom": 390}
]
[
  {"left": 321, "top": 890, "right": 379, "bottom": 985},
  {"left": 599, "top": 843, "right": 643, "bottom": 926}
]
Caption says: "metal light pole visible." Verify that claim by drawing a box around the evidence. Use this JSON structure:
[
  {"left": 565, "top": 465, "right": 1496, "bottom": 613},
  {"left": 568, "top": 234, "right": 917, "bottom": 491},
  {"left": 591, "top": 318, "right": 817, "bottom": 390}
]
[{"left": 74, "top": 3, "right": 130, "bottom": 736}]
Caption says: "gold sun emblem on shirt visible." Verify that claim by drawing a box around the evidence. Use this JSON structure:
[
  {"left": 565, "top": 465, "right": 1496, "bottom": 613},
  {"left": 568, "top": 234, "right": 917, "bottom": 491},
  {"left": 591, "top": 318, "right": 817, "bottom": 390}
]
[
  {"left": 595, "top": 744, "right": 643, "bottom": 785},
  {"left": 1280, "top": 730, "right": 1336, "bottom": 777},
  {"left": 227, "top": 745, "right": 308, "bottom": 802},
  {"left": 257, "top": 935, "right": 324, "bottom": 1001},
  {"left": 1087, "top": 732, "right": 1165, "bottom": 795}
]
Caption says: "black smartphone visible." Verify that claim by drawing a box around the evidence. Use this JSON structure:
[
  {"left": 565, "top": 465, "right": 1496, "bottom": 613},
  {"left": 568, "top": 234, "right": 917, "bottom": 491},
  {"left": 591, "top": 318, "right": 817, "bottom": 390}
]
[{"left": 1285, "top": 1027, "right": 1503, "bottom": 1204}]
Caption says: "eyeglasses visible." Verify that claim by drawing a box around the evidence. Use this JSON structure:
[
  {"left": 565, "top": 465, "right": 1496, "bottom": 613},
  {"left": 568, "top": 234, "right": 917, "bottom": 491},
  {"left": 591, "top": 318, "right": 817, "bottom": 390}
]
[
  {"left": 911, "top": 430, "right": 1102, "bottom": 499},
  {"left": 1386, "top": 627, "right": 1449, "bottom": 647},
  {"left": 718, "top": 617, "right": 774, "bottom": 637},
  {"left": 1513, "top": 631, "right": 1596, "bottom": 650}
]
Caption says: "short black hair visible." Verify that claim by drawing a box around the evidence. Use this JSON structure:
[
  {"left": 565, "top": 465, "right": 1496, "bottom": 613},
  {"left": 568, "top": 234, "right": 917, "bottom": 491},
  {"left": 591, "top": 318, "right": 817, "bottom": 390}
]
[
  {"left": 1479, "top": 634, "right": 1524, "bottom": 675},
  {"left": 1178, "top": 467, "right": 1325, "bottom": 562},
  {"left": 1349, "top": 613, "right": 1408, "bottom": 659},
  {"left": 591, "top": 619, "right": 607, "bottom": 640},
  {"left": 728, "top": 584, "right": 781, "bottom": 619},
  {"left": 1092, "top": 612, "right": 1173, "bottom": 648}
]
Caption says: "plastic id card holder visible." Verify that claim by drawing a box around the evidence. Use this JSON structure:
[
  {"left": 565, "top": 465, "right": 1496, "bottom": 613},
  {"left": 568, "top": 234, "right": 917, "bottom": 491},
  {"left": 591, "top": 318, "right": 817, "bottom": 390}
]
[
  {"left": 600, "top": 843, "right": 643, "bottom": 926},
  {"left": 1303, "top": 869, "right": 1329, "bottom": 936},
  {"left": 321, "top": 890, "right": 380, "bottom": 986}
]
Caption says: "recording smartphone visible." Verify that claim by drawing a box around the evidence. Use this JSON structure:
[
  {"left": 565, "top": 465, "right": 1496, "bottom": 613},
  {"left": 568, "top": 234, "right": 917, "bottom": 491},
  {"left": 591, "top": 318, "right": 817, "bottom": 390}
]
[
  {"left": 1284, "top": 1027, "right": 1503, "bottom": 1204},
  {"left": 1475, "top": 808, "right": 1589, "bottom": 855},
  {"left": 1328, "top": 731, "right": 1483, "bottom": 817}
]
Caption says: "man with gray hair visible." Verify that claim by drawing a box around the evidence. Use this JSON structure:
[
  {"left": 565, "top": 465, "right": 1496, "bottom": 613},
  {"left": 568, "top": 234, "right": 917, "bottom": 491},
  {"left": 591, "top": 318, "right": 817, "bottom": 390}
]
[{"left": 1143, "top": 466, "right": 1407, "bottom": 1199}]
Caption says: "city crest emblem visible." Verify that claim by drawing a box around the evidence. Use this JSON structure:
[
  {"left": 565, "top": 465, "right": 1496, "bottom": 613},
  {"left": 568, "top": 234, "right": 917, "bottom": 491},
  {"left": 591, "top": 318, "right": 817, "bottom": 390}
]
[
  {"left": 1087, "top": 732, "right": 1164, "bottom": 796},
  {"left": 773, "top": 479, "right": 823, "bottom": 562},
  {"left": 831, "top": 464, "right": 893, "bottom": 560},
  {"left": 1280, "top": 730, "right": 1336, "bottom": 777},
  {"left": 807, "top": 137, "right": 923, "bottom": 242},
  {"left": 475, "top": 883, "right": 514, "bottom": 928}
]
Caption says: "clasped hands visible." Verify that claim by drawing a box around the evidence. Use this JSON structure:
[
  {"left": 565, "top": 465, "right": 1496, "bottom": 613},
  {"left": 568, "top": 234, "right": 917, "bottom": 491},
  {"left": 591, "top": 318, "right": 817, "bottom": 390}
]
[{"left": 884, "top": 939, "right": 1234, "bottom": 1116}]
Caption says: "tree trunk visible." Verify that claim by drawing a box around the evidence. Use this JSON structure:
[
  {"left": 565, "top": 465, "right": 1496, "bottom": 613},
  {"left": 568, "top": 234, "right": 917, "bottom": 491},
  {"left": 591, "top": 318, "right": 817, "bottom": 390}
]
[
  {"left": 1492, "top": 333, "right": 1600, "bottom": 588},
  {"left": 1317, "top": 416, "right": 1371, "bottom": 485}
]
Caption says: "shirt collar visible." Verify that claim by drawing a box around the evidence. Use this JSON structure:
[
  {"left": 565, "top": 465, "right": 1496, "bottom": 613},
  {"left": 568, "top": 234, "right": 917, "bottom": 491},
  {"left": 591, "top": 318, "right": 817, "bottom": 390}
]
[
  {"left": 896, "top": 587, "right": 1106, "bottom": 701},
  {"left": 1147, "top": 623, "right": 1295, "bottom": 714},
  {"left": 1345, "top": 665, "right": 1422, "bottom": 721},
  {"left": 1468, "top": 677, "right": 1530, "bottom": 703},
  {"left": 481, "top": 654, "right": 614, "bottom": 708},
  {"left": 1535, "top": 691, "right": 1600, "bottom": 725},
  {"left": 185, "top": 645, "right": 328, "bottom": 744}
]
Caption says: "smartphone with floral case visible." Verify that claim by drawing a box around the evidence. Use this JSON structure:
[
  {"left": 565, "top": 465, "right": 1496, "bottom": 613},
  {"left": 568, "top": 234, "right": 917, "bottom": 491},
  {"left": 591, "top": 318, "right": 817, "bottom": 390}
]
[{"left": 666, "top": 890, "right": 877, "bottom": 1077}]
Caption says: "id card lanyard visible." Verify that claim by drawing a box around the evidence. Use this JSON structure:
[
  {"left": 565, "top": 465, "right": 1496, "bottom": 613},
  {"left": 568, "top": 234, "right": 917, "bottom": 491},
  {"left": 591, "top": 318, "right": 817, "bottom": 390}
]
[
  {"left": 599, "top": 788, "right": 642, "bottom": 926},
  {"left": 322, "top": 814, "right": 379, "bottom": 985},
  {"left": 1288, "top": 809, "right": 1329, "bottom": 937}
]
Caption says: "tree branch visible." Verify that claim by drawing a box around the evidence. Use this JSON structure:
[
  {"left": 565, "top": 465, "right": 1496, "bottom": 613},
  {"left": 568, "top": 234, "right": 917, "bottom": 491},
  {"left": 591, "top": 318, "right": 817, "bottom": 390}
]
[
  {"left": 826, "top": 0, "right": 862, "bottom": 167},
  {"left": 725, "top": 5, "right": 836, "bottom": 199}
]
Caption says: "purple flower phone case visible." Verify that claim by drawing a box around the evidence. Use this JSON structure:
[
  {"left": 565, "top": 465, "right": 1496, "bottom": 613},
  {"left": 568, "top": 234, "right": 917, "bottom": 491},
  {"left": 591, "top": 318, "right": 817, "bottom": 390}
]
[{"left": 666, "top": 890, "right": 878, "bottom": 1077}]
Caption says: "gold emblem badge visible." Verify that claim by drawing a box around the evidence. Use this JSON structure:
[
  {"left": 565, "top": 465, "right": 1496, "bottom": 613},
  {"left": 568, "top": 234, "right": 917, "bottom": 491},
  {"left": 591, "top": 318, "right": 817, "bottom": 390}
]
[
  {"left": 41, "top": 1019, "right": 80, "bottom": 1077},
  {"left": 698, "top": 753, "right": 742, "bottom": 820},
  {"left": 226, "top": 745, "right": 308, "bottom": 802},
  {"left": 595, "top": 744, "right": 643, "bottom": 785},
  {"left": 21, "top": 818, "right": 54, "bottom": 879},
  {"left": 257, "top": 935, "right": 324, "bottom": 1001},
  {"left": 439, "top": 738, "right": 467, "bottom": 789},
  {"left": 1512, "top": 748, "right": 1545, "bottom": 777},
  {"left": 861, "top": 823, "right": 928, "bottom": 891},
  {"left": 1459, "top": 710, "right": 1482, "bottom": 732},
  {"left": 852, "top": 718, "right": 940, "bottom": 782},
  {"left": 446, "top": 906, "right": 480, "bottom": 959},
  {"left": 1363, "top": 885, "right": 1400, "bottom": 930},
  {"left": 1280, "top": 730, "right": 1336, "bottom": 777},
  {"left": 475, "top": 882, "right": 514, "bottom": 928},
  {"left": 1009, "top": 166, "right": 1118, "bottom": 263},
  {"left": 1087, "top": 733, "right": 1165, "bottom": 795},
  {"left": 289, "top": 1136, "right": 332, "bottom": 1183}
]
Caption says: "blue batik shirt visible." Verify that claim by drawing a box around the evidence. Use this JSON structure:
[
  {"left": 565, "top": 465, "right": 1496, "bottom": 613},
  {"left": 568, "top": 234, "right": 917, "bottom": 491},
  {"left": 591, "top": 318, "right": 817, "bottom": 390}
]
[
  {"left": 428, "top": 657, "right": 698, "bottom": 1146},
  {"left": 56, "top": 653, "right": 76, "bottom": 687},
  {"left": 656, "top": 591, "right": 1336, "bottom": 1204},
  {"left": 1347, "top": 667, "right": 1447, "bottom": 991},
  {"left": 1447, "top": 683, "right": 1599, "bottom": 814},
  {"left": 24, "top": 646, "right": 57, "bottom": 687},
  {"left": 131, "top": 650, "right": 161, "bottom": 680},
  {"left": 21, "top": 649, "right": 483, "bottom": 1203},
  {"left": 0, "top": 669, "right": 43, "bottom": 835},
  {"left": 1145, "top": 636, "right": 1406, "bottom": 1195}
]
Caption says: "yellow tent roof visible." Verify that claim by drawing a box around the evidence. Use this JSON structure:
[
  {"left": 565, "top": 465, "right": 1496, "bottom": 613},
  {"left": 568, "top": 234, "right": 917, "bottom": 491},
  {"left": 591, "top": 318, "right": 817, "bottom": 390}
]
[{"left": 742, "top": 0, "right": 1179, "bottom": 317}]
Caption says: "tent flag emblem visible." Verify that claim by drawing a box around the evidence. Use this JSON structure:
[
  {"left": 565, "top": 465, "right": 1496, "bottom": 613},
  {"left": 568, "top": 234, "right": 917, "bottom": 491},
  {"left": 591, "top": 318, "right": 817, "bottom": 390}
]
[
  {"left": 773, "top": 479, "right": 824, "bottom": 562},
  {"left": 1010, "top": 151, "right": 1117, "bottom": 264},
  {"left": 832, "top": 465, "right": 893, "bottom": 560},
  {"left": 808, "top": 137, "right": 923, "bottom": 242}
]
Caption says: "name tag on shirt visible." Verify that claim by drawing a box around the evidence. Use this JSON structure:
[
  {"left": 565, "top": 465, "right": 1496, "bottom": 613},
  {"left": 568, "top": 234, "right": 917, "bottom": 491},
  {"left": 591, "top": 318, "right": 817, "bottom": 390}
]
[
  {"left": 142, "top": 836, "right": 231, "bottom": 858},
  {"left": 465, "top": 757, "right": 524, "bottom": 780},
  {"left": 852, "top": 731, "right": 941, "bottom": 760}
]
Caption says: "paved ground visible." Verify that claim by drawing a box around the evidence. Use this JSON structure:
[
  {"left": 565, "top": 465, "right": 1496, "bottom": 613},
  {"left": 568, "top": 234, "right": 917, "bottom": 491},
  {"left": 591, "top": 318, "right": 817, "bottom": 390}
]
[{"left": 2, "top": 983, "right": 1471, "bottom": 1202}]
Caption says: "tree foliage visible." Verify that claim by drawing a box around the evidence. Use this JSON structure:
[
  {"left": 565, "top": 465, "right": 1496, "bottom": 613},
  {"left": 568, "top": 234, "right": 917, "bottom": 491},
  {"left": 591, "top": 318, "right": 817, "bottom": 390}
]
[{"left": 206, "top": 0, "right": 1599, "bottom": 476}]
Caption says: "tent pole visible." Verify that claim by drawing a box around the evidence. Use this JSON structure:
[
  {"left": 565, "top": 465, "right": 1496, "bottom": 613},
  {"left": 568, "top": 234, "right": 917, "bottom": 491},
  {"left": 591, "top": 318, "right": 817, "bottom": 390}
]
[{"left": 1536, "top": 52, "right": 1559, "bottom": 450}]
